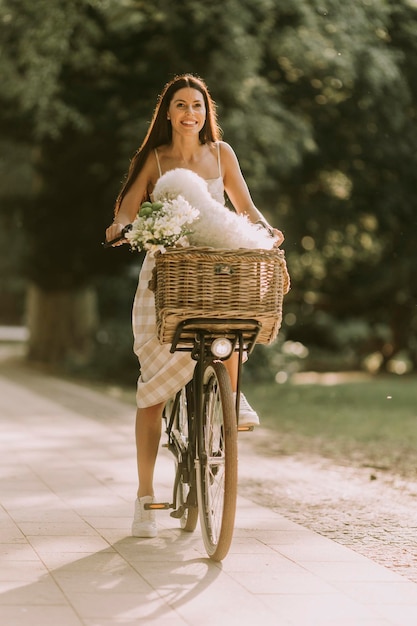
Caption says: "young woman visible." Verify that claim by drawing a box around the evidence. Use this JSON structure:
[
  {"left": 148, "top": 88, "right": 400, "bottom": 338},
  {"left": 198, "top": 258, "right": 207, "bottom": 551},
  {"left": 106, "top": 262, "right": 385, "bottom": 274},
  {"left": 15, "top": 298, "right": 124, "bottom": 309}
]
[{"left": 105, "top": 74, "right": 284, "bottom": 538}]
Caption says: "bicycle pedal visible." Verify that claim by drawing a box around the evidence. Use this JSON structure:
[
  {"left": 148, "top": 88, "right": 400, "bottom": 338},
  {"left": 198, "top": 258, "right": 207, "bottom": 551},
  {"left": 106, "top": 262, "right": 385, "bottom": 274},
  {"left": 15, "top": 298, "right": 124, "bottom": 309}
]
[
  {"left": 144, "top": 502, "right": 171, "bottom": 511},
  {"left": 238, "top": 425, "right": 254, "bottom": 432}
]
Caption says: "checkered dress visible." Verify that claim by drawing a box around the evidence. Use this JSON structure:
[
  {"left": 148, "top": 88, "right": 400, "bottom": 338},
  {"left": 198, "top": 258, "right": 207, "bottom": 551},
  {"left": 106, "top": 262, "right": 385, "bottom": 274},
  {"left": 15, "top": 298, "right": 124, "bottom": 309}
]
[{"left": 132, "top": 175, "right": 225, "bottom": 408}]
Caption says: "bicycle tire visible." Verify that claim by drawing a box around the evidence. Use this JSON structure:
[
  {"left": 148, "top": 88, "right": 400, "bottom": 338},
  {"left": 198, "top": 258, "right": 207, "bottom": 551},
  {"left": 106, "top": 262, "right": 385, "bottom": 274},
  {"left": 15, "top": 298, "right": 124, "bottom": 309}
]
[
  {"left": 174, "top": 387, "right": 198, "bottom": 532},
  {"left": 196, "top": 361, "right": 238, "bottom": 561}
]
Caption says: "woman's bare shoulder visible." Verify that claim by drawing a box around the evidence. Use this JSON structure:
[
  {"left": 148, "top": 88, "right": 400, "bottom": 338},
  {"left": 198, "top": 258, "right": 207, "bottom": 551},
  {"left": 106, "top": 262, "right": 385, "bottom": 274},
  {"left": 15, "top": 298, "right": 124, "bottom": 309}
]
[{"left": 217, "top": 141, "right": 238, "bottom": 161}]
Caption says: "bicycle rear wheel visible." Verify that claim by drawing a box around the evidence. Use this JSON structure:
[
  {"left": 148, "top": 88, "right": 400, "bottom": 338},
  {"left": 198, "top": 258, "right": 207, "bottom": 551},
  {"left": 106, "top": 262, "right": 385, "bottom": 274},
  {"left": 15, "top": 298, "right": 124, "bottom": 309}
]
[
  {"left": 196, "top": 361, "right": 238, "bottom": 561},
  {"left": 173, "top": 387, "right": 198, "bottom": 532}
]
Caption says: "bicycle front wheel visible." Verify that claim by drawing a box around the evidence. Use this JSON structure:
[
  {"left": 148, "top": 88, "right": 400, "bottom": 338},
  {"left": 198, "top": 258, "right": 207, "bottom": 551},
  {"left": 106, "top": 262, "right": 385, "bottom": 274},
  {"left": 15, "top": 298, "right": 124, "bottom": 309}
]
[{"left": 196, "top": 361, "right": 238, "bottom": 561}]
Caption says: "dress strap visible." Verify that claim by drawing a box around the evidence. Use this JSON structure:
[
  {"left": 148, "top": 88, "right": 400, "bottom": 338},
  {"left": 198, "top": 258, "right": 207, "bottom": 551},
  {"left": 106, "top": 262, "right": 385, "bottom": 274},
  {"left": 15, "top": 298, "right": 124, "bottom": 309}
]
[
  {"left": 154, "top": 148, "right": 162, "bottom": 177},
  {"left": 216, "top": 142, "right": 222, "bottom": 177}
]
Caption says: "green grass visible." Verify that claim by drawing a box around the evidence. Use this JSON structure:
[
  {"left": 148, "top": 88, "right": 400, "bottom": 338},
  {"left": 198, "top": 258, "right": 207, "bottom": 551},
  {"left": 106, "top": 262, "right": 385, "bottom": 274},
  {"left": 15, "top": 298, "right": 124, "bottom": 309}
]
[{"left": 244, "top": 376, "right": 417, "bottom": 478}]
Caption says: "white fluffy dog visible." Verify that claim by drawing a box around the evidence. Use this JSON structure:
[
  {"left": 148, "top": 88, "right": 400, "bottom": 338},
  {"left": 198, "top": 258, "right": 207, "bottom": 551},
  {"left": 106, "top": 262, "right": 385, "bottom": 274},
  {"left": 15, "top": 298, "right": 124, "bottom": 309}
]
[{"left": 152, "top": 168, "right": 275, "bottom": 250}]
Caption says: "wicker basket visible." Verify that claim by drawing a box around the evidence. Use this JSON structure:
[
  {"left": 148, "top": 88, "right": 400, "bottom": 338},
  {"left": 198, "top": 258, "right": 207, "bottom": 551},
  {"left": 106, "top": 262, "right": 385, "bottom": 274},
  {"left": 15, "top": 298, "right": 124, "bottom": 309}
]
[{"left": 149, "top": 247, "right": 290, "bottom": 345}]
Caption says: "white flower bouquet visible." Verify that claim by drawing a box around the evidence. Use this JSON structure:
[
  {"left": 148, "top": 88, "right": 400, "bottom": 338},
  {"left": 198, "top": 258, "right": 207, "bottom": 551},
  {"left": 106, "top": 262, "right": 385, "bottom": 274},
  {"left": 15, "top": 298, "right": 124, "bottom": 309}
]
[{"left": 125, "top": 196, "right": 200, "bottom": 254}]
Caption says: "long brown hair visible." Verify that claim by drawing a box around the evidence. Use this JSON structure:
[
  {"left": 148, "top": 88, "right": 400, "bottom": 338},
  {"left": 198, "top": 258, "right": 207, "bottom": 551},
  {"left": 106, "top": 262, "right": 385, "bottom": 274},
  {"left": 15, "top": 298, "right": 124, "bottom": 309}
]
[{"left": 114, "top": 74, "right": 221, "bottom": 214}]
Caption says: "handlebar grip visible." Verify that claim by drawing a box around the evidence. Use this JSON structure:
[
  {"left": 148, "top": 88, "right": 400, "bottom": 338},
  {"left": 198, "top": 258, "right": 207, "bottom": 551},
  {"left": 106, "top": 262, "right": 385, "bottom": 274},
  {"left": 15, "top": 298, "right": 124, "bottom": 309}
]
[{"left": 102, "top": 223, "right": 132, "bottom": 248}]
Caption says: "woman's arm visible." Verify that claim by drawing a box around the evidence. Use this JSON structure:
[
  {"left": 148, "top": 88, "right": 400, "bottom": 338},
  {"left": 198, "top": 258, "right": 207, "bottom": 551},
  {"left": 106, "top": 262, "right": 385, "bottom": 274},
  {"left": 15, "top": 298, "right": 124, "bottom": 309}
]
[
  {"left": 105, "top": 156, "right": 154, "bottom": 245},
  {"left": 221, "top": 142, "right": 284, "bottom": 245}
]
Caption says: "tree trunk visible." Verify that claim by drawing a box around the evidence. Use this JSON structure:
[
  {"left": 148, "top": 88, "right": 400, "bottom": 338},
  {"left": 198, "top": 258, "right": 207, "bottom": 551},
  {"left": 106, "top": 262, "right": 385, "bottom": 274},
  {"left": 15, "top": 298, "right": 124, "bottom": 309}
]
[{"left": 26, "top": 283, "right": 98, "bottom": 365}]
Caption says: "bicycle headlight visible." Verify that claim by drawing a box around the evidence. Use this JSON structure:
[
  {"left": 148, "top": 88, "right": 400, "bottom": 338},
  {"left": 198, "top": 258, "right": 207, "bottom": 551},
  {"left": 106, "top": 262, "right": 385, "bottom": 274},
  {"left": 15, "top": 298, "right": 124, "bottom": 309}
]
[{"left": 211, "top": 338, "right": 233, "bottom": 359}]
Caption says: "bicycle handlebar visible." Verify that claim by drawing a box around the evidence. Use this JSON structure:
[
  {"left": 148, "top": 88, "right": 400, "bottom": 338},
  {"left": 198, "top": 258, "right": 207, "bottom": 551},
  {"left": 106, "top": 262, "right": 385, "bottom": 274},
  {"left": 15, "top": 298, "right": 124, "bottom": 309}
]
[{"left": 102, "top": 224, "right": 132, "bottom": 248}]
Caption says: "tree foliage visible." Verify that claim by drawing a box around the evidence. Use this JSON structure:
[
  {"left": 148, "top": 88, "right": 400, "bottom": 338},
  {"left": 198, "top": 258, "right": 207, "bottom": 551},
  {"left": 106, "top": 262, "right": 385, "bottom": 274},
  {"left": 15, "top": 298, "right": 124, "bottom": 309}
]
[
  {"left": 0, "top": 0, "right": 416, "bottom": 370},
  {"left": 257, "top": 0, "right": 417, "bottom": 367}
]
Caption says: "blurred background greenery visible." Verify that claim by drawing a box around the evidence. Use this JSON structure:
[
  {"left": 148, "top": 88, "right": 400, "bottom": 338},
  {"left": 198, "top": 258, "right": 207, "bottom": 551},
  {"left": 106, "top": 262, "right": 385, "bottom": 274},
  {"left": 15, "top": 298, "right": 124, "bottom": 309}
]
[{"left": 1, "top": 0, "right": 416, "bottom": 386}]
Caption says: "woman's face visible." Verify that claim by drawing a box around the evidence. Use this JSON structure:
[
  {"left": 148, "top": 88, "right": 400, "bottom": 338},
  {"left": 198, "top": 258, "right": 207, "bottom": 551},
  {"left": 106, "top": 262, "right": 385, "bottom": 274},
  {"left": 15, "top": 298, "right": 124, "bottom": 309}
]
[{"left": 168, "top": 87, "right": 206, "bottom": 137}]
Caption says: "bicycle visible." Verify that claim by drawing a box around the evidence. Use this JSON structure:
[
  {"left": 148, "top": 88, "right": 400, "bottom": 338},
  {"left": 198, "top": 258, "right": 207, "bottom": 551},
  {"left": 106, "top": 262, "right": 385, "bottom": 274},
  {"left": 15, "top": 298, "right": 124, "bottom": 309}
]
[
  {"left": 150, "top": 317, "right": 262, "bottom": 561},
  {"left": 104, "top": 230, "right": 288, "bottom": 561}
]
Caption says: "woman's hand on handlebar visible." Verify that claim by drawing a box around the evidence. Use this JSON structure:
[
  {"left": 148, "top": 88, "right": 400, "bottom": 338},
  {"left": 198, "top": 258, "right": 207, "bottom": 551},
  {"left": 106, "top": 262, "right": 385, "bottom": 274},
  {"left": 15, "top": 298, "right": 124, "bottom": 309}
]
[
  {"left": 272, "top": 228, "right": 284, "bottom": 247},
  {"left": 105, "top": 222, "right": 129, "bottom": 247},
  {"left": 256, "top": 219, "right": 284, "bottom": 248}
]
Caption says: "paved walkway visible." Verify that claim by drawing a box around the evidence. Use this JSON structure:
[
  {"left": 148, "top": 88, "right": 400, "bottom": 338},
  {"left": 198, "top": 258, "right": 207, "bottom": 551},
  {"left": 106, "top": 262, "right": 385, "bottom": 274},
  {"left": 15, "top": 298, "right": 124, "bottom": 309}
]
[{"left": 1, "top": 359, "right": 417, "bottom": 625}]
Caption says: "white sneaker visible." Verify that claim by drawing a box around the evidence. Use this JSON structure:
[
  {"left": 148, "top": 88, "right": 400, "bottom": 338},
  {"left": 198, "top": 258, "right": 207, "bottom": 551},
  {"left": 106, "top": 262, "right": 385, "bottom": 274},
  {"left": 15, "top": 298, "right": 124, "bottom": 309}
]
[
  {"left": 233, "top": 392, "right": 260, "bottom": 427},
  {"left": 132, "top": 496, "right": 158, "bottom": 538}
]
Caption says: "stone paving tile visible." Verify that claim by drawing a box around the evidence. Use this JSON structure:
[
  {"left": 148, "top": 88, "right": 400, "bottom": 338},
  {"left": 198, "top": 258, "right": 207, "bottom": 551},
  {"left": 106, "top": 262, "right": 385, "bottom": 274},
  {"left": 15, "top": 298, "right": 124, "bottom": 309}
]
[
  {"left": 0, "top": 606, "right": 84, "bottom": 626},
  {"left": 331, "top": 580, "right": 417, "bottom": 605},
  {"left": 27, "top": 534, "right": 113, "bottom": 555},
  {"left": 301, "top": 559, "right": 411, "bottom": 583},
  {"left": 0, "top": 543, "right": 40, "bottom": 561},
  {"left": 83, "top": 618, "right": 187, "bottom": 626},
  {"left": 258, "top": 592, "right": 389, "bottom": 624},
  {"left": 18, "top": 521, "right": 99, "bottom": 536},
  {"left": 0, "top": 578, "right": 67, "bottom": 605},
  {"left": 0, "top": 560, "right": 49, "bottom": 582},
  {"left": 376, "top": 604, "right": 417, "bottom": 626}
]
